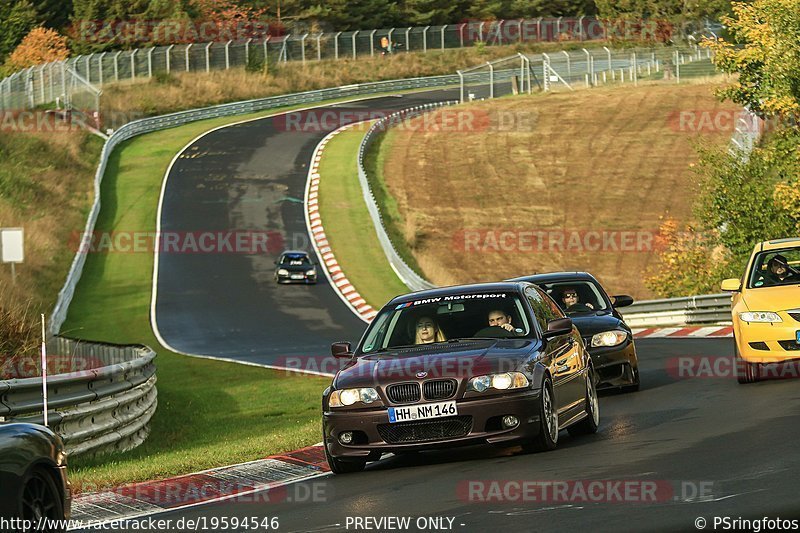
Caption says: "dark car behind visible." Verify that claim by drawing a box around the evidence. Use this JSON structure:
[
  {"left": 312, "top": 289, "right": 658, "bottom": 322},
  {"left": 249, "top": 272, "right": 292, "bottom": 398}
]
[
  {"left": 511, "top": 272, "right": 640, "bottom": 391},
  {"left": 0, "top": 423, "right": 71, "bottom": 529}
]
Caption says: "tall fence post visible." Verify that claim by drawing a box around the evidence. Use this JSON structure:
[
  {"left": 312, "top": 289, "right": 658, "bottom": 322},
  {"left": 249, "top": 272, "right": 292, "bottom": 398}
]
[
  {"left": 130, "top": 49, "right": 137, "bottom": 80},
  {"left": 405, "top": 27, "right": 411, "bottom": 52},
  {"left": 632, "top": 52, "right": 638, "bottom": 86},
  {"left": 675, "top": 50, "right": 680, "bottom": 83},
  {"left": 563, "top": 50, "right": 571, "bottom": 80},
  {"left": 488, "top": 61, "right": 494, "bottom": 99},
  {"left": 165, "top": 44, "right": 174, "bottom": 74},
  {"left": 316, "top": 34, "right": 322, "bottom": 61},
  {"left": 441, "top": 25, "right": 447, "bottom": 50},
  {"left": 147, "top": 48, "right": 155, "bottom": 78},
  {"left": 423, "top": 26, "right": 430, "bottom": 52},
  {"left": 185, "top": 43, "right": 192, "bottom": 72},
  {"left": 578, "top": 15, "right": 585, "bottom": 41},
  {"left": 352, "top": 31, "right": 358, "bottom": 59},
  {"left": 369, "top": 30, "right": 376, "bottom": 57},
  {"left": 458, "top": 70, "right": 464, "bottom": 103},
  {"left": 225, "top": 40, "right": 231, "bottom": 69},
  {"left": 205, "top": 42, "right": 212, "bottom": 72},
  {"left": 334, "top": 32, "right": 341, "bottom": 60},
  {"left": 114, "top": 51, "right": 121, "bottom": 81},
  {"left": 98, "top": 52, "right": 106, "bottom": 85},
  {"left": 459, "top": 23, "right": 465, "bottom": 47},
  {"left": 543, "top": 53, "right": 550, "bottom": 92},
  {"left": 300, "top": 34, "right": 308, "bottom": 63}
]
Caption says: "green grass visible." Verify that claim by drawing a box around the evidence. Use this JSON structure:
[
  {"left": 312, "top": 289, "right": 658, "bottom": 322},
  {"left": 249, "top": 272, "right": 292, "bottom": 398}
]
[
  {"left": 317, "top": 126, "right": 409, "bottom": 309},
  {"left": 363, "top": 128, "right": 428, "bottom": 277},
  {"left": 60, "top": 107, "right": 337, "bottom": 492}
]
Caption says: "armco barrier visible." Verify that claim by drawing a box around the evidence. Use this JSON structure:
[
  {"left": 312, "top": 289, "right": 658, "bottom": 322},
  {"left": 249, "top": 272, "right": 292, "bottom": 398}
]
[
  {"left": 0, "top": 338, "right": 157, "bottom": 457},
  {"left": 357, "top": 102, "right": 463, "bottom": 292},
  {"left": 623, "top": 293, "right": 732, "bottom": 327}
]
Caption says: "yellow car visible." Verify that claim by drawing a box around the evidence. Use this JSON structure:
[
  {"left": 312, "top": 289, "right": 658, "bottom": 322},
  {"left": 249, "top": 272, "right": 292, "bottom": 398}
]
[{"left": 721, "top": 237, "right": 800, "bottom": 383}]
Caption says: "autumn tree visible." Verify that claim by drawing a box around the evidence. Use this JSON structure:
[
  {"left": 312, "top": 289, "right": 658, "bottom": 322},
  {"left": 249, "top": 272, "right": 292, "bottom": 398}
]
[
  {"left": 705, "top": 0, "right": 800, "bottom": 119},
  {"left": 6, "top": 26, "right": 69, "bottom": 70}
]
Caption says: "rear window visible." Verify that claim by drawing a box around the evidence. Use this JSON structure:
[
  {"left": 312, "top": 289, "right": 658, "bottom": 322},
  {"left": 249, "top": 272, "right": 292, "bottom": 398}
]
[{"left": 281, "top": 253, "right": 311, "bottom": 265}]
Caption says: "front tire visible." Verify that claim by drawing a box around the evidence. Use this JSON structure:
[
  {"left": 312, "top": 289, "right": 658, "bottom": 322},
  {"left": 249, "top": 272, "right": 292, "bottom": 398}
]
[
  {"left": 522, "top": 377, "right": 558, "bottom": 453},
  {"left": 735, "top": 343, "right": 760, "bottom": 384},
  {"left": 19, "top": 467, "right": 64, "bottom": 532},
  {"left": 568, "top": 369, "right": 600, "bottom": 437}
]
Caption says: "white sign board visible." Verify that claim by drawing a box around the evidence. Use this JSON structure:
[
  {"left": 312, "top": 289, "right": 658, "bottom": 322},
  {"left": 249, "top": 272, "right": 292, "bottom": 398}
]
[{"left": 1, "top": 228, "right": 24, "bottom": 263}]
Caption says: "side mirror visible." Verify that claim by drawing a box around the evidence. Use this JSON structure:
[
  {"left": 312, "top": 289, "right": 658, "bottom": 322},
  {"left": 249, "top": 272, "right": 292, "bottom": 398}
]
[
  {"left": 331, "top": 341, "right": 353, "bottom": 358},
  {"left": 543, "top": 317, "right": 573, "bottom": 339},
  {"left": 612, "top": 295, "right": 634, "bottom": 308},
  {"left": 721, "top": 278, "right": 742, "bottom": 292}
]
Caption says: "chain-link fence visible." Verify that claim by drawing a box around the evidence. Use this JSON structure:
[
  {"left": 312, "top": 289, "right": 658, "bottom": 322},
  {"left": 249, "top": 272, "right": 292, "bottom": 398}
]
[
  {"left": 457, "top": 45, "right": 717, "bottom": 100},
  {"left": 0, "top": 16, "right": 709, "bottom": 112}
]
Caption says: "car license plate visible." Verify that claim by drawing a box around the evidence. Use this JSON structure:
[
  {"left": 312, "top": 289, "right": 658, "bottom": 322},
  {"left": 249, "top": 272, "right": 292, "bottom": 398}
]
[
  {"left": 388, "top": 401, "right": 457, "bottom": 423},
  {"left": 290, "top": 274, "right": 304, "bottom": 279}
]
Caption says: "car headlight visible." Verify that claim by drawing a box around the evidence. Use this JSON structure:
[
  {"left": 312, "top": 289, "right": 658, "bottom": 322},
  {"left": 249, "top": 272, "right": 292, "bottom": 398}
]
[
  {"left": 591, "top": 330, "right": 628, "bottom": 347},
  {"left": 467, "top": 372, "right": 529, "bottom": 392},
  {"left": 306, "top": 269, "right": 316, "bottom": 276},
  {"left": 739, "top": 311, "right": 782, "bottom": 323},
  {"left": 329, "top": 387, "right": 380, "bottom": 407},
  {"left": 277, "top": 268, "right": 289, "bottom": 276}
]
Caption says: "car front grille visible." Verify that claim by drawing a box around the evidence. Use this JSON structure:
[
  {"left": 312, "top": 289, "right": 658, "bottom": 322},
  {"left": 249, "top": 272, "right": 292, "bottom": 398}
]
[
  {"left": 788, "top": 312, "right": 800, "bottom": 323},
  {"left": 377, "top": 416, "right": 472, "bottom": 444},
  {"left": 778, "top": 340, "right": 800, "bottom": 351},
  {"left": 423, "top": 379, "right": 457, "bottom": 400},
  {"left": 386, "top": 383, "right": 421, "bottom": 404}
]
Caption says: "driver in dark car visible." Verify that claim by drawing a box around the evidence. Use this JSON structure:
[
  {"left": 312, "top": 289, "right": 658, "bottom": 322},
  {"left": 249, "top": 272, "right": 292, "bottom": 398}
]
[
  {"left": 484, "top": 309, "right": 523, "bottom": 336},
  {"left": 561, "top": 287, "right": 595, "bottom": 313}
]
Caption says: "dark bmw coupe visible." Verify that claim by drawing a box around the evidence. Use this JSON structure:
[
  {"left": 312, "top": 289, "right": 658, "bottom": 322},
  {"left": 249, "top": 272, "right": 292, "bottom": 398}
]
[
  {"left": 511, "top": 272, "right": 640, "bottom": 392},
  {"left": 0, "top": 423, "right": 71, "bottom": 529},
  {"left": 322, "top": 281, "right": 601, "bottom": 474}
]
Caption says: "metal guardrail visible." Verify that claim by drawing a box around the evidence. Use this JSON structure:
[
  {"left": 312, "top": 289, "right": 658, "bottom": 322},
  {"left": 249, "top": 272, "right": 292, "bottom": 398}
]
[
  {"left": 623, "top": 293, "right": 732, "bottom": 327},
  {"left": 0, "top": 338, "right": 157, "bottom": 457},
  {"left": 357, "top": 102, "right": 465, "bottom": 292}
]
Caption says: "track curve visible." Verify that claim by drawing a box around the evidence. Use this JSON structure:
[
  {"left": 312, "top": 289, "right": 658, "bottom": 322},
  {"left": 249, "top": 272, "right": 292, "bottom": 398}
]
[{"left": 152, "top": 88, "right": 461, "bottom": 365}]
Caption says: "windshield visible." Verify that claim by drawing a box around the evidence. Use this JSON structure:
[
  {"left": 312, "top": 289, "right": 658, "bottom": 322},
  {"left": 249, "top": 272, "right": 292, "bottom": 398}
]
[
  {"left": 535, "top": 281, "right": 609, "bottom": 316},
  {"left": 359, "top": 292, "right": 532, "bottom": 354},
  {"left": 748, "top": 248, "right": 800, "bottom": 288},
  {"left": 280, "top": 253, "right": 311, "bottom": 266}
]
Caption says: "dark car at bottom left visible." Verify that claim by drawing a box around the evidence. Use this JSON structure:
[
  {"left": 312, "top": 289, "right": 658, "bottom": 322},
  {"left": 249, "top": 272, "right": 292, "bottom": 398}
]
[
  {"left": 322, "top": 281, "right": 600, "bottom": 474},
  {"left": 0, "top": 423, "right": 71, "bottom": 531}
]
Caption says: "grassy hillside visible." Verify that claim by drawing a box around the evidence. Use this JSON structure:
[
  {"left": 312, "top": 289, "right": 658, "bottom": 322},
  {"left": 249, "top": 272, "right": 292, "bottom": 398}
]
[{"left": 378, "top": 83, "right": 739, "bottom": 299}]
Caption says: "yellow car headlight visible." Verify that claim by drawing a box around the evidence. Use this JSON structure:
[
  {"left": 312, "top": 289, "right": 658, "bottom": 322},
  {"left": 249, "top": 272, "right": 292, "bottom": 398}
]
[{"left": 739, "top": 311, "right": 782, "bottom": 323}]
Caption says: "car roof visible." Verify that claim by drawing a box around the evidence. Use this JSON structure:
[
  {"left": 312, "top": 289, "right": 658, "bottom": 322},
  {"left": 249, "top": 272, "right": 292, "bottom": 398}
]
[
  {"left": 509, "top": 271, "right": 599, "bottom": 284},
  {"left": 280, "top": 250, "right": 309, "bottom": 256},
  {"left": 389, "top": 281, "right": 531, "bottom": 305},
  {"left": 760, "top": 238, "right": 800, "bottom": 252}
]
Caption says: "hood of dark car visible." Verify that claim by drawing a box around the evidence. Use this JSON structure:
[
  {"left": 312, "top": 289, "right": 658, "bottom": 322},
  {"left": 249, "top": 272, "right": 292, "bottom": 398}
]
[
  {"left": 335, "top": 339, "right": 537, "bottom": 389},
  {"left": 568, "top": 311, "right": 626, "bottom": 338},
  {"left": 278, "top": 263, "right": 314, "bottom": 272}
]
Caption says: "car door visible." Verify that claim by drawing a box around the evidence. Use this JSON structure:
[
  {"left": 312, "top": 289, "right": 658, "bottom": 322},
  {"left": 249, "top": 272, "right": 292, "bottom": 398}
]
[{"left": 525, "top": 287, "right": 580, "bottom": 413}]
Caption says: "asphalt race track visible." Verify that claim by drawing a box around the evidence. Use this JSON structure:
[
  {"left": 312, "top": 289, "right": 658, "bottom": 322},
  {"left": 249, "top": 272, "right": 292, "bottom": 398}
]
[
  {"left": 146, "top": 89, "right": 800, "bottom": 531},
  {"left": 96, "top": 338, "right": 800, "bottom": 532},
  {"left": 153, "top": 88, "right": 468, "bottom": 365}
]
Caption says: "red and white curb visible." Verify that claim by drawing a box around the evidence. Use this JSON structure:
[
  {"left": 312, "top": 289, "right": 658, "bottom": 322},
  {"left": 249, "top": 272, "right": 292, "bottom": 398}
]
[
  {"left": 633, "top": 326, "right": 733, "bottom": 339},
  {"left": 304, "top": 122, "right": 377, "bottom": 323},
  {"left": 69, "top": 446, "right": 328, "bottom": 527}
]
